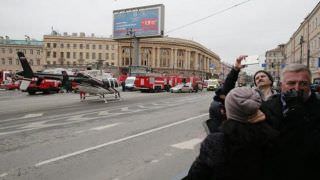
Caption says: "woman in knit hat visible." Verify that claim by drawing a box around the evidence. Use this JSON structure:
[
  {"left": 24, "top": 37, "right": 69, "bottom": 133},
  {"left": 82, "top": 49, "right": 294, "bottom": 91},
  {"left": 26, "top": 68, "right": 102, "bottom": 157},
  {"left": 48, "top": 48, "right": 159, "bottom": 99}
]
[{"left": 184, "top": 87, "right": 278, "bottom": 180}]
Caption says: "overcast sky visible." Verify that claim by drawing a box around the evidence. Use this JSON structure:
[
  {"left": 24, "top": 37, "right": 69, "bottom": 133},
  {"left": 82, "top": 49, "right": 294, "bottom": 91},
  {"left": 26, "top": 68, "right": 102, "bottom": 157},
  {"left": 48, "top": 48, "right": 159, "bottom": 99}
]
[{"left": 1, "top": 0, "right": 319, "bottom": 64}]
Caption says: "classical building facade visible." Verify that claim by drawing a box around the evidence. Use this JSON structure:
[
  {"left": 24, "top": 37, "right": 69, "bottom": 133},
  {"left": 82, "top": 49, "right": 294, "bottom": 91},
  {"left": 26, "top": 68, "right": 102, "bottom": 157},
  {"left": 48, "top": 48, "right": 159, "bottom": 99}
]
[
  {"left": 1, "top": 32, "right": 221, "bottom": 78},
  {"left": 118, "top": 37, "right": 221, "bottom": 78},
  {"left": 0, "top": 36, "right": 43, "bottom": 72},
  {"left": 43, "top": 33, "right": 221, "bottom": 78},
  {"left": 43, "top": 33, "right": 118, "bottom": 70},
  {"left": 265, "top": 44, "right": 285, "bottom": 82},
  {"left": 283, "top": 2, "right": 320, "bottom": 80}
]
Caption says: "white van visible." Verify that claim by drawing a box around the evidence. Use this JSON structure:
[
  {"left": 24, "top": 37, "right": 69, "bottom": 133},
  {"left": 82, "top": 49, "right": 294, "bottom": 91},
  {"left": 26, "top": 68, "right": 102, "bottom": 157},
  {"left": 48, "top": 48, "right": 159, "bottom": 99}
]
[{"left": 125, "top": 76, "right": 136, "bottom": 90}]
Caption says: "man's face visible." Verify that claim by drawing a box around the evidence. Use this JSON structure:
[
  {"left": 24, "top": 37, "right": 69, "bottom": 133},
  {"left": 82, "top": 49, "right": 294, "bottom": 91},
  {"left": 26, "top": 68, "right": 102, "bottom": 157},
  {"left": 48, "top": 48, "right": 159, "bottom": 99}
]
[
  {"left": 281, "top": 71, "right": 311, "bottom": 94},
  {"left": 254, "top": 72, "right": 272, "bottom": 88}
]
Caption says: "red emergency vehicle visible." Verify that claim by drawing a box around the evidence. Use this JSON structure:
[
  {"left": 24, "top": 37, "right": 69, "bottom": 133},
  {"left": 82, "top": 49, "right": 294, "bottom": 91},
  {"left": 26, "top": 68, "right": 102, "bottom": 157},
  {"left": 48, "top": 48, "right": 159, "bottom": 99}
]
[
  {"left": 23, "top": 77, "right": 61, "bottom": 95},
  {"left": 135, "top": 75, "right": 165, "bottom": 92},
  {"left": 163, "top": 75, "right": 187, "bottom": 91}
]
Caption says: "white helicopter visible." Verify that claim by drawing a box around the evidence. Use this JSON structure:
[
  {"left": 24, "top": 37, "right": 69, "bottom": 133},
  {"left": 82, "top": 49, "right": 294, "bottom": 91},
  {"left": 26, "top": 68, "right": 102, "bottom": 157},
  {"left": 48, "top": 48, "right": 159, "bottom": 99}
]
[{"left": 16, "top": 52, "right": 121, "bottom": 103}]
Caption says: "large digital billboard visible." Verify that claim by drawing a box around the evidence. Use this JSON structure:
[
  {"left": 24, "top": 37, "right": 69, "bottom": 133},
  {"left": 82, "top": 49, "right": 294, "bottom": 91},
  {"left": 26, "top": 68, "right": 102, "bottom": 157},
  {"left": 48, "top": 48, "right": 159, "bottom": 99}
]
[{"left": 113, "top": 4, "right": 164, "bottom": 39}]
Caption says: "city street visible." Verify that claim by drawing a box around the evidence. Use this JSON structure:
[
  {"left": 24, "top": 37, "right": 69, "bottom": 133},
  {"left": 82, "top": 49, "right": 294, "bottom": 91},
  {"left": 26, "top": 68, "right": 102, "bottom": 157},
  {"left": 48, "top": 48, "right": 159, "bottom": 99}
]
[{"left": 0, "top": 90, "right": 212, "bottom": 180}]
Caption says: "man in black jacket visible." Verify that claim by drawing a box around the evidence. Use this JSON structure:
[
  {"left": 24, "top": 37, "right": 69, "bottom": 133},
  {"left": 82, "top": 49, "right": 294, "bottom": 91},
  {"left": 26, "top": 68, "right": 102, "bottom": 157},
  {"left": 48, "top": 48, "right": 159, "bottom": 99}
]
[
  {"left": 261, "top": 64, "right": 320, "bottom": 180},
  {"left": 206, "top": 55, "right": 246, "bottom": 133}
]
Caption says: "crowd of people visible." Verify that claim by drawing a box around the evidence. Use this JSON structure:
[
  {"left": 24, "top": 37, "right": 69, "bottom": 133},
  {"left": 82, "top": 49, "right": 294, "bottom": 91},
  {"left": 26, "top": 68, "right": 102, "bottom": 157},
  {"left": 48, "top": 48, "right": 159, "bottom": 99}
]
[{"left": 184, "top": 55, "right": 320, "bottom": 180}]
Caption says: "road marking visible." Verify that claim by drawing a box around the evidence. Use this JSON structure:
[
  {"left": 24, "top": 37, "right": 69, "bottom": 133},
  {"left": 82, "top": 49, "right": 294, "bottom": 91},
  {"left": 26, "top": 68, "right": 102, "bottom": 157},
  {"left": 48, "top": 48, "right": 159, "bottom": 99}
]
[
  {"left": 171, "top": 138, "right": 204, "bottom": 150},
  {"left": 35, "top": 113, "right": 208, "bottom": 167},
  {"left": 98, "top": 110, "right": 109, "bottom": 116},
  {"left": 90, "top": 123, "right": 120, "bottom": 130},
  {"left": 23, "top": 113, "right": 43, "bottom": 118},
  {"left": 0, "top": 173, "right": 8, "bottom": 178}
]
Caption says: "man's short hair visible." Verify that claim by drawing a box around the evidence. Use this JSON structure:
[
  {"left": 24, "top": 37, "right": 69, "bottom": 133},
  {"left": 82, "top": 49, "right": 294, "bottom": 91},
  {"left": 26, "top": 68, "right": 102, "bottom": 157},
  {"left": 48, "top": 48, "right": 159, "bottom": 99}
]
[
  {"left": 253, "top": 70, "right": 274, "bottom": 86},
  {"left": 280, "top": 64, "right": 311, "bottom": 82}
]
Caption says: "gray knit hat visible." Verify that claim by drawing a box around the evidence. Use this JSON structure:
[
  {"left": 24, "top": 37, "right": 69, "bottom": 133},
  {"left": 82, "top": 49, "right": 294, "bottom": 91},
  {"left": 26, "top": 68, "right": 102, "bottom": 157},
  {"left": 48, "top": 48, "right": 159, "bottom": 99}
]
[{"left": 225, "top": 87, "right": 262, "bottom": 123}]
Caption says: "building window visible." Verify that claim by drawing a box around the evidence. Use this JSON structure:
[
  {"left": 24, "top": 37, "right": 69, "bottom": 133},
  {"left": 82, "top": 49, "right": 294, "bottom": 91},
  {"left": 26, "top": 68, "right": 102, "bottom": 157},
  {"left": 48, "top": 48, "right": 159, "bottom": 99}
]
[
  {"left": 2, "top": 58, "right": 5, "bottom": 65},
  {"left": 9, "top": 49, "right": 12, "bottom": 53},
  {"left": 47, "top": 43, "right": 51, "bottom": 48},
  {"left": 106, "top": 45, "right": 109, "bottom": 50},
  {"left": 53, "top": 43, "right": 57, "bottom": 48},
  {"left": 86, "top": 44, "right": 89, "bottom": 49},
  {"left": 86, "top": 52, "right": 89, "bottom": 59},
  {"left": 47, "top": 51, "right": 51, "bottom": 57},
  {"left": 67, "top": 61, "right": 70, "bottom": 66},
  {"left": 73, "top": 52, "right": 77, "bottom": 59},
  {"left": 73, "top": 44, "right": 77, "bottom": 49},
  {"left": 92, "top": 53, "right": 96, "bottom": 59},
  {"left": 30, "top": 49, "right": 33, "bottom": 54},
  {"left": 80, "top": 44, "right": 83, "bottom": 49},
  {"left": 60, "top": 52, "right": 64, "bottom": 58},
  {"left": 106, "top": 53, "right": 109, "bottom": 59},
  {"left": 111, "top": 45, "right": 114, "bottom": 50},
  {"left": 67, "top": 44, "right": 70, "bottom": 48},
  {"left": 92, "top": 44, "right": 96, "bottom": 49},
  {"left": 80, "top": 52, "right": 83, "bottom": 59},
  {"left": 99, "top": 45, "right": 102, "bottom": 49},
  {"left": 16, "top": 59, "right": 19, "bottom": 65},
  {"left": 73, "top": 61, "right": 77, "bottom": 66},
  {"left": 1, "top": 48, "right": 4, "bottom": 53},
  {"left": 47, "top": 61, "right": 51, "bottom": 65},
  {"left": 9, "top": 58, "right": 12, "bottom": 65},
  {"left": 67, "top": 52, "right": 70, "bottom": 58},
  {"left": 37, "top": 59, "right": 40, "bottom": 65},
  {"left": 53, "top": 51, "right": 56, "bottom": 58},
  {"left": 60, "top": 43, "right": 64, "bottom": 48},
  {"left": 37, "top": 50, "right": 40, "bottom": 55},
  {"left": 111, "top": 53, "right": 114, "bottom": 60},
  {"left": 98, "top": 53, "right": 102, "bottom": 59}
]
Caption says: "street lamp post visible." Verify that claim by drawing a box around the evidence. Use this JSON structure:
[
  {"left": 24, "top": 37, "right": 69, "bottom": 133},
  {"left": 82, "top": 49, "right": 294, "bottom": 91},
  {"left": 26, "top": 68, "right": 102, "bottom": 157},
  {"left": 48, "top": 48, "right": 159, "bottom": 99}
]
[
  {"left": 300, "top": 36, "right": 304, "bottom": 64},
  {"left": 126, "top": 28, "right": 135, "bottom": 66}
]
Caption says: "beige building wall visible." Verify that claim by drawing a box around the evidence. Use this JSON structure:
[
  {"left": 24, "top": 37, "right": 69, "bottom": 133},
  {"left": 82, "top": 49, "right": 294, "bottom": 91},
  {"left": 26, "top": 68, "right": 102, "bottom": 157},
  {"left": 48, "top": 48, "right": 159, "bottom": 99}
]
[
  {"left": 43, "top": 33, "right": 118, "bottom": 70},
  {"left": 117, "top": 37, "right": 221, "bottom": 78},
  {"left": 265, "top": 44, "right": 285, "bottom": 82},
  {"left": 284, "top": 2, "right": 320, "bottom": 80},
  {"left": 0, "top": 37, "right": 43, "bottom": 72},
  {"left": 2, "top": 33, "right": 221, "bottom": 78}
]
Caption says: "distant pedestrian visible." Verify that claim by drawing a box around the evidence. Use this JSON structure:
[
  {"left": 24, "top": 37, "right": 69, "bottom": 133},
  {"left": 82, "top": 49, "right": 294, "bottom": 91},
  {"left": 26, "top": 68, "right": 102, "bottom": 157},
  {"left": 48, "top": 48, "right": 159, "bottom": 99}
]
[
  {"left": 80, "top": 91, "right": 86, "bottom": 101},
  {"left": 121, "top": 81, "right": 126, "bottom": 92},
  {"left": 62, "top": 70, "right": 71, "bottom": 93}
]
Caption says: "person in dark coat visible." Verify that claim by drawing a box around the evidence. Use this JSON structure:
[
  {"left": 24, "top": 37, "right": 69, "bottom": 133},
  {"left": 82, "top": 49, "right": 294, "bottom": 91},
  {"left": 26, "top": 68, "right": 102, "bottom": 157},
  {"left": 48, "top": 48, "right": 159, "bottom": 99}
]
[
  {"left": 185, "top": 87, "right": 278, "bottom": 180},
  {"left": 205, "top": 55, "right": 278, "bottom": 134},
  {"left": 205, "top": 55, "right": 246, "bottom": 133},
  {"left": 253, "top": 70, "right": 277, "bottom": 100},
  {"left": 261, "top": 64, "right": 320, "bottom": 180},
  {"left": 61, "top": 70, "right": 71, "bottom": 93}
]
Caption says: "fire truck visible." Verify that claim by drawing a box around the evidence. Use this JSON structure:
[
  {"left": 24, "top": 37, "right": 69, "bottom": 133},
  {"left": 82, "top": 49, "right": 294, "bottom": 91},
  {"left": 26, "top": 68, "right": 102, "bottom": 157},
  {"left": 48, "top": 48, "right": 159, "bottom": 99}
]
[
  {"left": 22, "top": 77, "right": 61, "bottom": 95},
  {"left": 163, "top": 75, "right": 186, "bottom": 91},
  {"left": 135, "top": 75, "right": 165, "bottom": 92}
]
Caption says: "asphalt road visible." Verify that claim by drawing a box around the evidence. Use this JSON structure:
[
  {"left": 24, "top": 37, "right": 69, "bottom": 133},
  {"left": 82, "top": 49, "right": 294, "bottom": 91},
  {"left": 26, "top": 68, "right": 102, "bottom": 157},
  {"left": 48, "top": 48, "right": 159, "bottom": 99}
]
[{"left": 0, "top": 90, "right": 213, "bottom": 180}]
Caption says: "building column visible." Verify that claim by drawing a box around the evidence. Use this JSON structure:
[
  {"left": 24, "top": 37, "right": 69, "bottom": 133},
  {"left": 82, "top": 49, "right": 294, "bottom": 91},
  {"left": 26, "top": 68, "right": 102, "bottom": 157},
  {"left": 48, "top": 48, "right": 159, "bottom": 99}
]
[{"left": 151, "top": 46, "right": 156, "bottom": 68}]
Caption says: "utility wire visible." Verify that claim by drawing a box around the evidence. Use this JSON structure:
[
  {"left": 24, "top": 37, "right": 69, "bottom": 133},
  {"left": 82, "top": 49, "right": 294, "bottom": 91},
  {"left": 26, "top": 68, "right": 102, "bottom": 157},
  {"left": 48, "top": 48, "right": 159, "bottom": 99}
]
[{"left": 165, "top": 0, "right": 253, "bottom": 34}]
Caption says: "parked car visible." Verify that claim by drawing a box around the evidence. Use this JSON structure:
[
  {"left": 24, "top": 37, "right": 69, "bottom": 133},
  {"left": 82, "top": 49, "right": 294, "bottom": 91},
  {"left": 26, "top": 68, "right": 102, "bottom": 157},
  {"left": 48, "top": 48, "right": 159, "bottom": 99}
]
[{"left": 170, "top": 83, "right": 193, "bottom": 93}]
